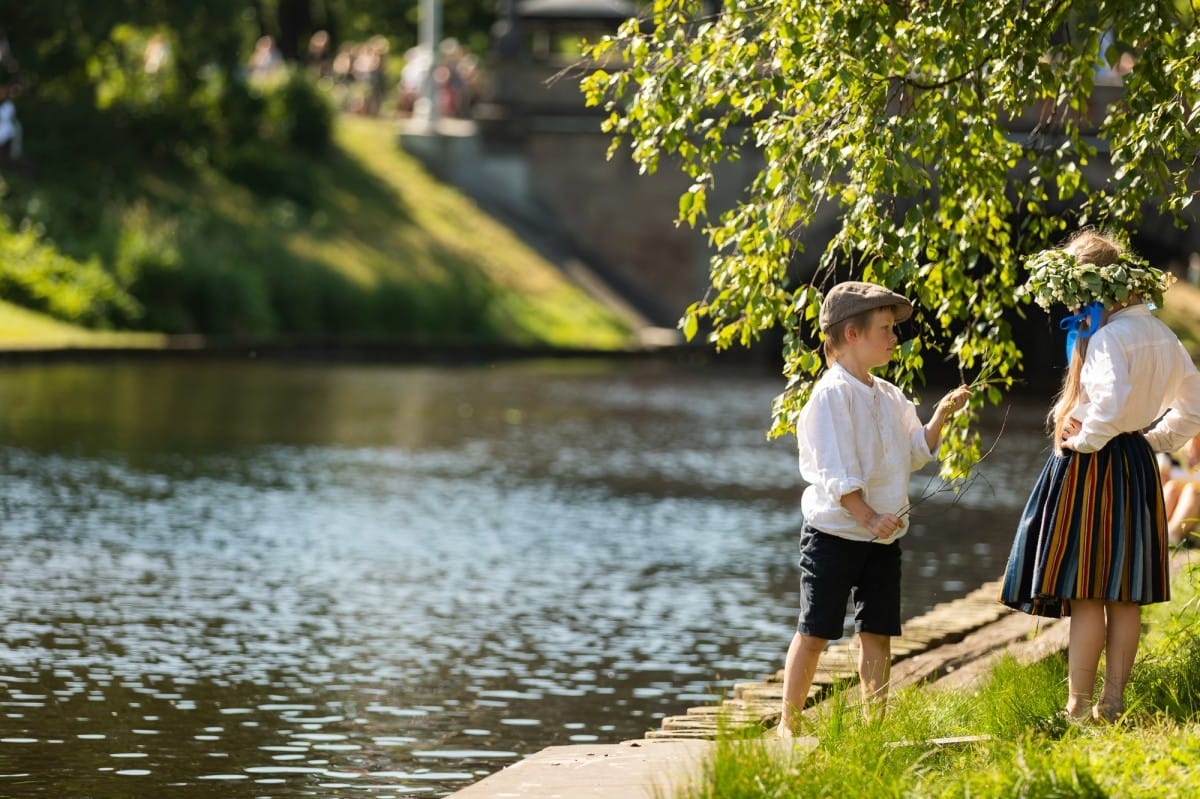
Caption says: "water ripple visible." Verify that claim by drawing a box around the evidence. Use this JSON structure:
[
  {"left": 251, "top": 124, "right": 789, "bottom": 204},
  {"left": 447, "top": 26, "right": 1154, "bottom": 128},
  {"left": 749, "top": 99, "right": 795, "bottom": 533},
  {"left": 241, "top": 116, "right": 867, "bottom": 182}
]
[{"left": 0, "top": 360, "right": 1047, "bottom": 797}]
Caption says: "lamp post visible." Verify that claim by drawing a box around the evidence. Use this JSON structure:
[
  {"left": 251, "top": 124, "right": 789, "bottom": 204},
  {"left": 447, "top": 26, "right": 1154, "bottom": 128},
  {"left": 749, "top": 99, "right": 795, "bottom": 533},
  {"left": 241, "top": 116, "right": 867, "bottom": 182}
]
[{"left": 416, "top": 0, "right": 442, "bottom": 132}]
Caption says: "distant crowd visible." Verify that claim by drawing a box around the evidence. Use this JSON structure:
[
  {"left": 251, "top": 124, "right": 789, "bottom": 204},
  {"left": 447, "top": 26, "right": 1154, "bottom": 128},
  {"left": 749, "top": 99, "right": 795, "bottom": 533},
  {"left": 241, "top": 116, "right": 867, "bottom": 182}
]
[
  {"left": 0, "top": 30, "right": 29, "bottom": 175},
  {"left": 249, "top": 30, "right": 486, "bottom": 120},
  {"left": 0, "top": 25, "right": 489, "bottom": 180}
]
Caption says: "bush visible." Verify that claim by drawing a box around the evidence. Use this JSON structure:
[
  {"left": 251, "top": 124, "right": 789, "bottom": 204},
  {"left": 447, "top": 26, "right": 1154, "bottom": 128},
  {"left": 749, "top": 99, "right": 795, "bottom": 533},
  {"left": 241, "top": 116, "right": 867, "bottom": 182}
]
[
  {"left": 0, "top": 217, "right": 140, "bottom": 327},
  {"left": 268, "top": 71, "right": 334, "bottom": 156},
  {"left": 190, "top": 67, "right": 267, "bottom": 156},
  {"left": 217, "top": 140, "right": 317, "bottom": 208}
]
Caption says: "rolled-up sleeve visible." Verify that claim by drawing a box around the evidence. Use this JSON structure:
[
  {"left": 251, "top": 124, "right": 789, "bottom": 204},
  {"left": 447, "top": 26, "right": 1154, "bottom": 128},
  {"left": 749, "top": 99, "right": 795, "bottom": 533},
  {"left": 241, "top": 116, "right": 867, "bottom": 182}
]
[
  {"left": 798, "top": 386, "right": 864, "bottom": 501},
  {"left": 1145, "top": 347, "right": 1200, "bottom": 453},
  {"left": 905, "top": 399, "right": 936, "bottom": 470}
]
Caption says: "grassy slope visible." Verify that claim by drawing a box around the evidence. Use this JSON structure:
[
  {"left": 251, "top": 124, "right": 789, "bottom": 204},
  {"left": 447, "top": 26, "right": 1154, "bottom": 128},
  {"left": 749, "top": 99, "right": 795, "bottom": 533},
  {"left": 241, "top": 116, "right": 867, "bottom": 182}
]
[
  {"left": 303, "top": 116, "right": 637, "bottom": 347},
  {"left": 0, "top": 114, "right": 635, "bottom": 349},
  {"left": 0, "top": 300, "right": 165, "bottom": 348},
  {"left": 2, "top": 124, "right": 1198, "bottom": 355},
  {"left": 1159, "top": 278, "right": 1200, "bottom": 359}
]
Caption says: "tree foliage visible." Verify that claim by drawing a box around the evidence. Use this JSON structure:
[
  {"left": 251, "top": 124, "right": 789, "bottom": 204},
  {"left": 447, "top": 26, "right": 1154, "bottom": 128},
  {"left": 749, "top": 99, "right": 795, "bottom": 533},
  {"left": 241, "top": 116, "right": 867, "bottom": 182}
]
[
  {"left": 0, "top": 1, "right": 497, "bottom": 168},
  {"left": 583, "top": 0, "right": 1200, "bottom": 479},
  {"left": 1, "top": 1, "right": 497, "bottom": 76},
  {"left": 254, "top": 0, "right": 497, "bottom": 58}
]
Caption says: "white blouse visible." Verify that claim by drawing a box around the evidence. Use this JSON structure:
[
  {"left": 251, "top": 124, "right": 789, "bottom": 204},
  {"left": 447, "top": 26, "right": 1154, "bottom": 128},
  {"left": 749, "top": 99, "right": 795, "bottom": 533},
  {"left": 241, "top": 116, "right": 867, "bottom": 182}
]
[
  {"left": 797, "top": 362, "right": 936, "bottom": 543},
  {"left": 1069, "top": 304, "right": 1200, "bottom": 454}
]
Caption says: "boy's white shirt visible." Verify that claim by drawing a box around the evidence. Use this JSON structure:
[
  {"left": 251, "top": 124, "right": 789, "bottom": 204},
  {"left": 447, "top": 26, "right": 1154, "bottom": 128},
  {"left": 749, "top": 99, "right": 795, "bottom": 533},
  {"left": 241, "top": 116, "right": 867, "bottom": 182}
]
[
  {"left": 797, "top": 361, "right": 936, "bottom": 544},
  {"left": 1068, "top": 304, "right": 1200, "bottom": 454}
]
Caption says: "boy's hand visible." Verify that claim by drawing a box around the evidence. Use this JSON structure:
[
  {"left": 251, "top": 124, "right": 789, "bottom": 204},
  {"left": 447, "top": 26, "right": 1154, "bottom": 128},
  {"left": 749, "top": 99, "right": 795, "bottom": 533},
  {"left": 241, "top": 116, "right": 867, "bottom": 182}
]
[
  {"left": 937, "top": 385, "right": 972, "bottom": 416},
  {"left": 867, "top": 512, "right": 903, "bottom": 540},
  {"left": 840, "top": 491, "right": 902, "bottom": 539},
  {"left": 924, "top": 385, "right": 972, "bottom": 451}
]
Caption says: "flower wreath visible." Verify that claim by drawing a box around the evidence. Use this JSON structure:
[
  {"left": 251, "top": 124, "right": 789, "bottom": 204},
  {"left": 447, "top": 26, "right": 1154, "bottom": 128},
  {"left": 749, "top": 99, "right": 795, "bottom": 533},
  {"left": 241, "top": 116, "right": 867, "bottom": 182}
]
[{"left": 1018, "top": 248, "right": 1176, "bottom": 312}]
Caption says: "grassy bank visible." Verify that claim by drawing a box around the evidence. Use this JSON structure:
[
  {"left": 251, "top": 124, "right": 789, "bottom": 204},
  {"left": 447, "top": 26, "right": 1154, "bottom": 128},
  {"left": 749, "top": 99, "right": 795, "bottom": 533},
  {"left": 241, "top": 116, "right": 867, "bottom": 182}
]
[
  {"left": 0, "top": 114, "right": 635, "bottom": 350},
  {"left": 1159, "top": 279, "right": 1200, "bottom": 359},
  {"left": 681, "top": 556, "right": 1200, "bottom": 798},
  {"left": 2, "top": 109, "right": 1199, "bottom": 356},
  {"left": 0, "top": 299, "right": 165, "bottom": 348}
]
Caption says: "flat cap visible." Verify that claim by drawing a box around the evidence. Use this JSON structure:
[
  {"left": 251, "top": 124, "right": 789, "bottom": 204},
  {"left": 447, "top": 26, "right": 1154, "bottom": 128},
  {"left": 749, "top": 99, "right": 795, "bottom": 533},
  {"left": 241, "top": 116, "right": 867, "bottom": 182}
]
[{"left": 818, "top": 281, "right": 913, "bottom": 332}]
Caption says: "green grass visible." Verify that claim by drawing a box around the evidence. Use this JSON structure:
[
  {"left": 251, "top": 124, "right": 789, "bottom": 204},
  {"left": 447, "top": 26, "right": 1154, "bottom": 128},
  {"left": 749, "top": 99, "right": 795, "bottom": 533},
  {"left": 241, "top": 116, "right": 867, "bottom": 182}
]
[
  {"left": 0, "top": 299, "right": 165, "bottom": 348},
  {"left": 0, "top": 114, "right": 635, "bottom": 349},
  {"left": 1159, "top": 279, "right": 1200, "bottom": 361},
  {"left": 4, "top": 108, "right": 1198, "bottom": 355},
  {"left": 311, "top": 116, "right": 636, "bottom": 347},
  {"left": 682, "top": 559, "right": 1200, "bottom": 798}
]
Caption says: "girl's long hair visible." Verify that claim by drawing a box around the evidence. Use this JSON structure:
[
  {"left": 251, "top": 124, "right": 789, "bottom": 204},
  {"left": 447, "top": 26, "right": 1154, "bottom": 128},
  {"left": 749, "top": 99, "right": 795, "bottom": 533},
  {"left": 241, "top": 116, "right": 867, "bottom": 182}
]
[{"left": 1047, "top": 230, "right": 1125, "bottom": 448}]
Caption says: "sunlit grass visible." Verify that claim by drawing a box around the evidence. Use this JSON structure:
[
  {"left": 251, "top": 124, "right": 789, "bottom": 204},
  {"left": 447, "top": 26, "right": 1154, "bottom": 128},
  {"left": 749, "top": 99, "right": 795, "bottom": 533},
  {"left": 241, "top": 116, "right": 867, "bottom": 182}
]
[
  {"left": 298, "top": 115, "right": 638, "bottom": 347},
  {"left": 1, "top": 114, "right": 635, "bottom": 349},
  {"left": 677, "top": 559, "right": 1200, "bottom": 798},
  {"left": 0, "top": 299, "right": 164, "bottom": 348},
  {"left": 1159, "top": 280, "right": 1200, "bottom": 360}
]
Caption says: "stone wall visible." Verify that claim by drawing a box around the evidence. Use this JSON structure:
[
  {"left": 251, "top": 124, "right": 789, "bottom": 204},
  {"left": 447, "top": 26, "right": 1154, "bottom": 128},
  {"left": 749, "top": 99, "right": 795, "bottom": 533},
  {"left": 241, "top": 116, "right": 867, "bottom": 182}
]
[
  {"left": 403, "top": 102, "right": 1200, "bottom": 341},
  {"left": 523, "top": 131, "right": 721, "bottom": 325}
]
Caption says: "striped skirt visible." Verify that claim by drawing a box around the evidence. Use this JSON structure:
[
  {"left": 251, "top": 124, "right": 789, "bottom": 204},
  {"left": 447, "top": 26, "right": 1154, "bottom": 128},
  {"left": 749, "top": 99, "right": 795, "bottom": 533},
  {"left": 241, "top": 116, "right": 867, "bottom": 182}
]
[{"left": 999, "top": 432, "right": 1169, "bottom": 618}]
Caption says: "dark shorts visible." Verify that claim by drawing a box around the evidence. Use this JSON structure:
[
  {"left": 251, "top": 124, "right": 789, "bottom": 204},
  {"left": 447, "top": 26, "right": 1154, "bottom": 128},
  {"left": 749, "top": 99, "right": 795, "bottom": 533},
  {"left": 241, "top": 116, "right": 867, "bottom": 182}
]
[{"left": 796, "top": 526, "right": 902, "bottom": 640}]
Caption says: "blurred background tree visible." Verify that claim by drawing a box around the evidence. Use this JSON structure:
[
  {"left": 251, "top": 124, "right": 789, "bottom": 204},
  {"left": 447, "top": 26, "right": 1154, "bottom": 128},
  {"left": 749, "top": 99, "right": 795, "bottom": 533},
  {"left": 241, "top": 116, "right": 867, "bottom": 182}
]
[
  {"left": 0, "top": 0, "right": 497, "bottom": 171},
  {"left": 0, "top": 2, "right": 550, "bottom": 341}
]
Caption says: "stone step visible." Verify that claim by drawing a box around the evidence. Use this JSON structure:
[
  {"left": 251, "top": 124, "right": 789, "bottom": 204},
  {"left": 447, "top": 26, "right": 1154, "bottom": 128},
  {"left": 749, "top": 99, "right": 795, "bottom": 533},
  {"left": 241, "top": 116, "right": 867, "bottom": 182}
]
[{"left": 642, "top": 578, "right": 1045, "bottom": 742}]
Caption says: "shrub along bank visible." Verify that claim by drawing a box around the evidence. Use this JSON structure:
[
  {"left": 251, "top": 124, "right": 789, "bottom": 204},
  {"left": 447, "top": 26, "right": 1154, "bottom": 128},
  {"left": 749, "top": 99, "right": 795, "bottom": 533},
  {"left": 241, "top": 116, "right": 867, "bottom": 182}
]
[
  {"left": 1, "top": 61, "right": 1197, "bottom": 356},
  {"left": 0, "top": 78, "right": 634, "bottom": 350}
]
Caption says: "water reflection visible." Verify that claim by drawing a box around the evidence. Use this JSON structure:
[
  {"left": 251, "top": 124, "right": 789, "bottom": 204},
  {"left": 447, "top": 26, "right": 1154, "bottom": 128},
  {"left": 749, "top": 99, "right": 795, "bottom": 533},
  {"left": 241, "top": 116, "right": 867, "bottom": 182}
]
[{"left": 0, "top": 359, "right": 1050, "bottom": 797}]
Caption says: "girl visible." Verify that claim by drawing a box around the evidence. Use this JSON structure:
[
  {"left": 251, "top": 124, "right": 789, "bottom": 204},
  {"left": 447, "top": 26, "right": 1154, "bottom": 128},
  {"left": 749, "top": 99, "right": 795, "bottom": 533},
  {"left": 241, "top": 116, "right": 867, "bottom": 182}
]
[{"left": 1000, "top": 229, "right": 1200, "bottom": 723}]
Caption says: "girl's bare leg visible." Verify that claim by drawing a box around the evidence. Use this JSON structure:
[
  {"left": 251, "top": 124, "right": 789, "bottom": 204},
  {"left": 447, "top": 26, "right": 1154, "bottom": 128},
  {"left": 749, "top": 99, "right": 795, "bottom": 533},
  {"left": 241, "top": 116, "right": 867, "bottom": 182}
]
[
  {"left": 1066, "top": 599, "right": 1105, "bottom": 719},
  {"left": 1095, "top": 601, "right": 1140, "bottom": 721}
]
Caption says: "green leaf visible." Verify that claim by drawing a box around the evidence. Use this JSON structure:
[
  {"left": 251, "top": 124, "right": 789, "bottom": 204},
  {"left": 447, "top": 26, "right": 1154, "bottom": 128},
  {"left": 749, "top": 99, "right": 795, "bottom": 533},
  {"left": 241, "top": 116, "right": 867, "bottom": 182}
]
[
  {"left": 682, "top": 312, "right": 699, "bottom": 342},
  {"left": 579, "top": 0, "right": 1194, "bottom": 477}
]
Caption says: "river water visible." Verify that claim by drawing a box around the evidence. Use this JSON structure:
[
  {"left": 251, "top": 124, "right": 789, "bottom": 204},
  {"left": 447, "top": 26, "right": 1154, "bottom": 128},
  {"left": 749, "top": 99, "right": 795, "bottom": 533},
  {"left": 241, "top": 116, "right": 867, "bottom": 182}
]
[{"left": 0, "top": 357, "right": 1052, "bottom": 797}]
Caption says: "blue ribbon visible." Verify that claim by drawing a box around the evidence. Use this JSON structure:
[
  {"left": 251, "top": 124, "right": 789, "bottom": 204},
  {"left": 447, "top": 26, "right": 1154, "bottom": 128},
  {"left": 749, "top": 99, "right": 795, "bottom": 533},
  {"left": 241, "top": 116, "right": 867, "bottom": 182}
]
[{"left": 1059, "top": 301, "right": 1104, "bottom": 360}]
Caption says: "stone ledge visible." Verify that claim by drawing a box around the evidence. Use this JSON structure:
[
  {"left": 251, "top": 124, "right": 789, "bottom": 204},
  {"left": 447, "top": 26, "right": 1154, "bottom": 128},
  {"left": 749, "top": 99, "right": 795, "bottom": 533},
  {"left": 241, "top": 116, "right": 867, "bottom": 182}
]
[
  {"left": 444, "top": 740, "right": 711, "bottom": 799},
  {"left": 648, "top": 579, "right": 1022, "bottom": 739}
]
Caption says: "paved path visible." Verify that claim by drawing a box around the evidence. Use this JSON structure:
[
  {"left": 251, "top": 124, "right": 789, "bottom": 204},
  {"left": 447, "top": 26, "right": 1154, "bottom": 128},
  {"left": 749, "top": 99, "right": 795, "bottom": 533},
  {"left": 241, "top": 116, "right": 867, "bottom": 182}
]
[{"left": 445, "top": 740, "right": 713, "bottom": 799}]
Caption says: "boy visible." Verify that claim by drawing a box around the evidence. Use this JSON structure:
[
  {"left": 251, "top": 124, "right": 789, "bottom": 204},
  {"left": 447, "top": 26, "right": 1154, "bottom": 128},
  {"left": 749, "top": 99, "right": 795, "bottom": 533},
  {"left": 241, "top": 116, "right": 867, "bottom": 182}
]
[{"left": 779, "top": 281, "right": 970, "bottom": 735}]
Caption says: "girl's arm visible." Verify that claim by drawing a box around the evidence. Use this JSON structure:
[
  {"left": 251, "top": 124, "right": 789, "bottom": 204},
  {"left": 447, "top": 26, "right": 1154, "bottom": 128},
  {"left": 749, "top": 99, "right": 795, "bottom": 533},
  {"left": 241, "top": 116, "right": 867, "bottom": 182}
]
[{"left": 1144, "top": 353, "right": 1200, "bottom": 454}]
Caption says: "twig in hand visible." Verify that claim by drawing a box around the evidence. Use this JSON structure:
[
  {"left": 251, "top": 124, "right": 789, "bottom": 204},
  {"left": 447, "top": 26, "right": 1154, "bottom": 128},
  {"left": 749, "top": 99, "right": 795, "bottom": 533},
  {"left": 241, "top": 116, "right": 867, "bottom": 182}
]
[{"left": 897, "top": 404, "right": 1012, "bottom": 519}]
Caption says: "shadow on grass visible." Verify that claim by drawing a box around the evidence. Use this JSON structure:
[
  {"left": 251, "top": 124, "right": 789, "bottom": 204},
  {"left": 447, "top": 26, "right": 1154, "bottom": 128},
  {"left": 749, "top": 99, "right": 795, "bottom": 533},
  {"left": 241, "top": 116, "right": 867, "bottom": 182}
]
[{"left": 0, "top": 118, "right": 516, "bottom": 340}]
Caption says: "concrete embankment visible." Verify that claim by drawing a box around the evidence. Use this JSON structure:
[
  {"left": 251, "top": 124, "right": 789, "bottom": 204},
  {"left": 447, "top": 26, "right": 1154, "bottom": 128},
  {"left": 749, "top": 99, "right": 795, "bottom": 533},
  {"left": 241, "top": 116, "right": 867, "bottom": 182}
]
[{"left": 451, "top": 551, "right": 1194, "bottom": 799}]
